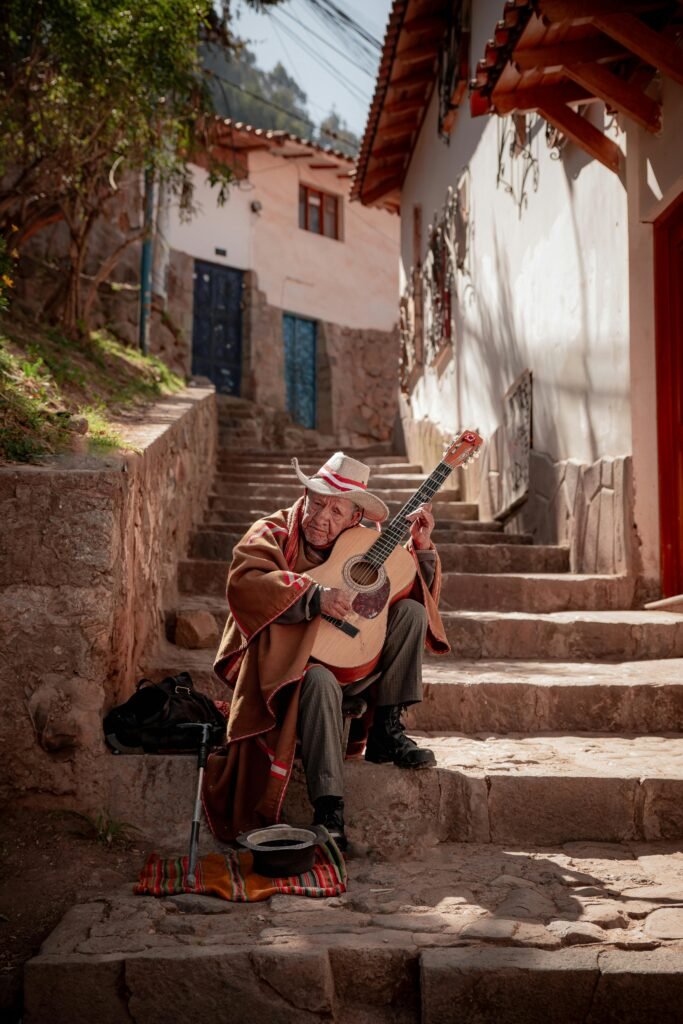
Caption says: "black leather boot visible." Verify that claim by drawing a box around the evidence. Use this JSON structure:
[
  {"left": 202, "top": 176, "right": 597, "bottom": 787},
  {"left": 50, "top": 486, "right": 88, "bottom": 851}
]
[
  {"left": 365, "top": 705, "right": 436, "bottom": 769},
  {"left": 312, "top": 796, "right": 348, "bottom": 852}
]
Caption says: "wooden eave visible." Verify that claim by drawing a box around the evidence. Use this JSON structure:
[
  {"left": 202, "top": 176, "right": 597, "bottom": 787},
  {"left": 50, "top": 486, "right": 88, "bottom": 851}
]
[
  {"left": 469, "top": 1, "right": 683, "bottom": 173},
  {"left": 353, "top": 0, "right": 448, "bottom": 210}
]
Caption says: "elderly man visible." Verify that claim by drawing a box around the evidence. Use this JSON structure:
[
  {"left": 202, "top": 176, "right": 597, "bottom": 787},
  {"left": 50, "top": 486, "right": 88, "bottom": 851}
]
[{"left": 204, "top": 453, "right": 449, "bottom": 851}]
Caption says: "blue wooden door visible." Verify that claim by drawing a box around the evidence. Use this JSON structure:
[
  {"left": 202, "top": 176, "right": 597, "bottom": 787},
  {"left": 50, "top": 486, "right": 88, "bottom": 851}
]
[
  {"left": 283, "top": 314, "right": 317, "bottom": 429},
  {"left": 192, "top": 260, "right": 243, "bottom": 394}
]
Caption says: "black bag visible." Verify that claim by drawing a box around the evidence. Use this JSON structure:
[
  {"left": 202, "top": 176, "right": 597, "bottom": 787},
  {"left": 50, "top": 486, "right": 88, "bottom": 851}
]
[{"left": 103, "top": 672, "right": 226, "bottom": 754}]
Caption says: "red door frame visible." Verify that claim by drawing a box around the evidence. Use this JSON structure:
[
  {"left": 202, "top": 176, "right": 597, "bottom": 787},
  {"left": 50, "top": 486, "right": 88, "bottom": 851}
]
[{"left": 654, "top": 189, "right": 683, "bottom": 596}]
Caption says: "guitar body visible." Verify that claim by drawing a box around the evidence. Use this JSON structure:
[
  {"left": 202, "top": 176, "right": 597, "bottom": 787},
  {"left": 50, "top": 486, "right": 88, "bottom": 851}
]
[{"left": 308, "top": 526, "right": 417, "bottom": 682}]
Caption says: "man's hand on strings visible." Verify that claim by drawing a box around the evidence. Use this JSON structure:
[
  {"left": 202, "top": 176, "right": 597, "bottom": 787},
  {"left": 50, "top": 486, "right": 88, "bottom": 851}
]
[{"left": 406, "top": 501, "right": 435, "bottom": 551}]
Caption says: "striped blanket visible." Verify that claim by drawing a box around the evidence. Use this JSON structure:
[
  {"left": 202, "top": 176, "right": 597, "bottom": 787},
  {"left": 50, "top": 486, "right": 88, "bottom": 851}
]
[{"left": 134, "top": 838, "right": 347, "bottom": 902}]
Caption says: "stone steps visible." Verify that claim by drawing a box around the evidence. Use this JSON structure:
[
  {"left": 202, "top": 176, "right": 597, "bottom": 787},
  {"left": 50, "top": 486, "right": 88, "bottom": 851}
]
[
  {"left": 147, "top": 638, "right": 683, "bottom": 735},
  {"left": 188, "top": 531, "right": 533, "bottom": 561},
  {"left": 100, "top": 733, "right": 683, "bottom": 850},
  {"left": 24, "top": 841, "right": 683, "bottom": 1024},
  {"left": 200, "top": 516, "right": 506, "bottom": 537},
  {"left": 206, "top": 495, "right": 480, "bottom": 519},
  {"left": 207, "top": 487, "right": 471, "bottom": 507},
  {"left": 176, "top": 561, "right": 630, "bottom": 613},
  {"left": 413, "top": 659, "right": 683, "bottom": 733},
  {"left": 216, "top": 451, "right": 406, "bottom": 466},
  {"left": 442, "top": 610, "right": 683, "bottom": 661},
  {"left": 214, "top": 465, "right": 426, "bottom": 481},
  {"left": 438, "top": 544, "right": 568, "bottom": 573},
  {"left": 440, "top": 573, "right": 634, "bottom": 612}
]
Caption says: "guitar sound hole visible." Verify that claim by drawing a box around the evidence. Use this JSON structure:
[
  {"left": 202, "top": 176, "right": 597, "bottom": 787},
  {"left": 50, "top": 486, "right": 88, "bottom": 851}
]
[{"left": 349, "top": 560, "right": 379, "bottom": 587}]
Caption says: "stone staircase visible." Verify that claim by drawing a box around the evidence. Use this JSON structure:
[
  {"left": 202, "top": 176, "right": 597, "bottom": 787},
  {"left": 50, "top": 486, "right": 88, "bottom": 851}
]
[{"left": 25, "top": 440, "right": 683, "bottom": 1022}]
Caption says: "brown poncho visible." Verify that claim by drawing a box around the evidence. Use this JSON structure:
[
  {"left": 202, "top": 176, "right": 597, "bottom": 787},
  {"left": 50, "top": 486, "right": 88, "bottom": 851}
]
[{"left": 203, "top": 497, "right": 449, "bottom": 841}]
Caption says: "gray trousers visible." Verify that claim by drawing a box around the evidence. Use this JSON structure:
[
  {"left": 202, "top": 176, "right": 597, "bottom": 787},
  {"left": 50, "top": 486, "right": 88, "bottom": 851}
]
[{"left": 298, "top": 598, "right": 428, "bottom": 802}]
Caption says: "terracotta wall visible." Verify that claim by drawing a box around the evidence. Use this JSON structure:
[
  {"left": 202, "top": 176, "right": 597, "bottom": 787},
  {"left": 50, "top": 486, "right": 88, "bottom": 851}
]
[{"left": 0, "top": 387, "right": 215, "bottom": 808}]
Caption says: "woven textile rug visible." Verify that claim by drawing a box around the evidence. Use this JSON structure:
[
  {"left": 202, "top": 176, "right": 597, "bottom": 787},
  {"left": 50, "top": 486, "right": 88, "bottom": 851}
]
[{"left": 135, "top": 839, "right": 347, "bottom": 902}]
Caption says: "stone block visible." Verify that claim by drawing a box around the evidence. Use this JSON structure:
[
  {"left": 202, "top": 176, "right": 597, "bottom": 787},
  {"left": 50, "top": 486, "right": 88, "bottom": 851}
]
[
  {"left": 488, "top": 776, "right": 640, "bottom": 845},
  {"left": 640, "top": 779, "right": 683, "bottom": 840},
  {"left": 586, "top": 948, "right": 683, "bottom": 1024},
  {"left": 24, "top": 957, "right": 130, "bottom": 1024},
  {"left": 420, "top": 947, "right": 599, "bottom": 1024},
  {"left": 125, "top": 947, "right": 320, "bottom": 1024},
  {"left": 251, "top": 947, "right": 334, "bottom": 1013},
  {"left": 174, "top": 609, "right": 219, "bottom": 649},
  {"left": 328, "top": 945, "right": 419, "bottom": 1011}
]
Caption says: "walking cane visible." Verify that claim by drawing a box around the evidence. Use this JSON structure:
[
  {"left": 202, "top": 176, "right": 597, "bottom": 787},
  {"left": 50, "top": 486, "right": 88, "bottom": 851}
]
[{"left": 178, "top": 722, "right": 213, "bottom": 888}]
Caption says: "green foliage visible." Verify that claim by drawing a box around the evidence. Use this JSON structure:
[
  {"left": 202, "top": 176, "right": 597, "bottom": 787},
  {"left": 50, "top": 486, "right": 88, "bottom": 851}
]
[
  {"left": 202, "top": 41, "right": 360, "bottom": 155},
  {"left": 0, "top": 320, "right": 184, "bottom": 463},
  {"left": 52, "top": 809, "right": 141, "bottom": 848},
  {"left": 203, "top": 41, "right": 312, "bottom": 136},
  {"left": 0, "top": 0, "right": 246, "bottom": 332}
]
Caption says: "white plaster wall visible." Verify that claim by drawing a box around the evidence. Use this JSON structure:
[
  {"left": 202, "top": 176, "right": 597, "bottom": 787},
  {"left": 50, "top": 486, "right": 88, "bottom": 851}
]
[
  {"left": 165, "top": 153, "right": 399, "bottom": 332},
  {"left": 166, "top": 164, "right": 253, "bottom": 270},
  {"left": 401, "top": 66, "right": 631, "bottom": 466}
]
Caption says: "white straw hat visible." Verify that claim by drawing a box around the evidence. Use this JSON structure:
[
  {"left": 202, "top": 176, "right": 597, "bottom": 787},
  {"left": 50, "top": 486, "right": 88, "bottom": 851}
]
[{"left": 291, "top": 451, "right": 389, "bottom": 523}]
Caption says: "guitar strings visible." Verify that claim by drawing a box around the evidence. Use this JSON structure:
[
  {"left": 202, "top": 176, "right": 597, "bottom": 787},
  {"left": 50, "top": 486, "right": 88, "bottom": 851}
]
[{"left": 350, "top": 460, "right": 454, "bottom": 588}]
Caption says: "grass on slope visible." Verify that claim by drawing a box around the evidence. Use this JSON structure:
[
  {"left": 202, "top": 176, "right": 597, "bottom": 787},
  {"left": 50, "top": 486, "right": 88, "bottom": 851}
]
[{"left": 0, "top": 318, "right": 184, "bottom": 463}]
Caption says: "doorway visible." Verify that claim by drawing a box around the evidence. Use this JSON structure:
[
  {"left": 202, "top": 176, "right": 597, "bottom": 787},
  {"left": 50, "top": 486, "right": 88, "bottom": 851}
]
[
  {"left": 654, "top": 192, "right": 683, "bottom": 596},
  {"left": 192, "top": 260, "right": 243, "bottom": 394},
  {"left": 283, "top": 314, "right": 317, "bottom": 429}
]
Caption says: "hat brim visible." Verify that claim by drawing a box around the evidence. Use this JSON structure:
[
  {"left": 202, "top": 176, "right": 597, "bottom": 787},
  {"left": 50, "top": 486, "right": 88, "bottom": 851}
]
[{"left": 292, "top": 458, "right": 389, "bottom": 523}]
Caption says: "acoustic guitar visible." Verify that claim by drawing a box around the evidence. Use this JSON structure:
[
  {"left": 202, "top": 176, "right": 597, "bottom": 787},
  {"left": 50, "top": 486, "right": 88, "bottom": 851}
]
[{"left": 308, "top": 430, "right": 484, "bottom": 681}]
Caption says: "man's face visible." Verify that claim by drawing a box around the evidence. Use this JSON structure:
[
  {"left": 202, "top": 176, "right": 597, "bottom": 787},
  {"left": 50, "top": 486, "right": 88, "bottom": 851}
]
[{"left": 301, "top": 490, "right": 361, "bottom": 547}]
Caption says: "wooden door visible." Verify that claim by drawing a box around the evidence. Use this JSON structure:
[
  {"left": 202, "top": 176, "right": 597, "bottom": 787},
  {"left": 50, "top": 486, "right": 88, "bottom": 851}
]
[
  {"left": 283, "top": 314, "right": 317, "bottom": 429},
  {"left": 192, "top": 260, "right": 243, "bottom": 395},
  {"left": 654, "top": 193, "right": 683, "bottom": 596}
]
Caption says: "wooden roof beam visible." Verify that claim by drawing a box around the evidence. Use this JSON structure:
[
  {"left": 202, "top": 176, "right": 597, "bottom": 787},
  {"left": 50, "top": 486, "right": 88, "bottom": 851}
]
[
  {"left": 539, "top": 0, "right": 672, "bottom": 25},
  {"left": 564, "top": 61, "right": 661, "bottom": 131},
  {"left": 513, "top": 36, "right": 627, "bottom": 71},
  {"left": 388, "top": 67, "right": 435, "bottom": 91},
  {"left": 362, "top": 174, "right": 403, "bottom": 206},
  {"left": 402, "top": 13, "right": 448, "bottom": 35},
  {"left": 372, "top": 139, "right": 414, "bottom": 159},
  {"left": 395, "top": 42, "right": 439, "bottom": 64},
  {"left": 379, "top": 117, "right": 418, "bottom": 140},
  {"left": 383, "top": 96, "right": 428, "bottom": 116},
  {"left": 491, "top": 82, "right": 595, "bottom": 114},
  {"left": 538, "top": 98, "right": 623, "bottom": 173},
  {"left": 594, "top": 12, "right": 683, "bottom": 88}
]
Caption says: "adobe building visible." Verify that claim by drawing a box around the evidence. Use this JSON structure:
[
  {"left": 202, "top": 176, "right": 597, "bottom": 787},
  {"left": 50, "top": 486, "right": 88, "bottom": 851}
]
[
  {"left": 353, "top": 0, "right": 683, "bottom": 602},
  {"left": 155, "top": 121, "right": 401, "bottom": 448}
]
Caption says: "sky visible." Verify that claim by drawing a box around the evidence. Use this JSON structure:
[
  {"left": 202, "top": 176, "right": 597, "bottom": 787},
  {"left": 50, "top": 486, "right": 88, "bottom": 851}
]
[{"left": 231, "top": 0, "right": 394, "bottom": 138}]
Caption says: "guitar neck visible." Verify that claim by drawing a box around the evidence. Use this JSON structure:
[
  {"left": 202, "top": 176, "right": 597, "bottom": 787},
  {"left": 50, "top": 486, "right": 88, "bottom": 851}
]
[{"left": 365, "top": 461, "right": 454, "bottom": 566}]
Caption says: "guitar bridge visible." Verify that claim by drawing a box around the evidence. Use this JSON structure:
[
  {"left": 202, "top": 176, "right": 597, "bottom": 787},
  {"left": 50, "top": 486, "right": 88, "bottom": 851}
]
[{"left": 321, "top": 614, "right": 360, "bottom": 638}]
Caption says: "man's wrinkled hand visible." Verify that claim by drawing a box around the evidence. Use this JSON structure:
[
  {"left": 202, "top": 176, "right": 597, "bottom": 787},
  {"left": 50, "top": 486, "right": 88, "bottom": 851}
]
[
  {"left": 406, "top": 501, "right": 435, "bottom": 550},
  {"left": 320, "top": 587, "right": 353, "bottom": 619}
]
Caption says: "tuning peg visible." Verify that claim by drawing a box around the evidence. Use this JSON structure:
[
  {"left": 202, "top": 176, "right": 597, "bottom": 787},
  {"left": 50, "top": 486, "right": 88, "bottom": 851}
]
[
  {"left": 462, "top": 462, "right": 469, "bottom": 470},
  {"left": 473, "top": 450, "right": 481, "bottom": 459}
]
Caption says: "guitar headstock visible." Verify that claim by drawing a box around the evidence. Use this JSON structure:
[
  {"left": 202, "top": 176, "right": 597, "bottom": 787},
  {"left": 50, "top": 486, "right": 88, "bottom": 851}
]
[{"left": 443, "top": 429, "right": 484, "bottom": 470}]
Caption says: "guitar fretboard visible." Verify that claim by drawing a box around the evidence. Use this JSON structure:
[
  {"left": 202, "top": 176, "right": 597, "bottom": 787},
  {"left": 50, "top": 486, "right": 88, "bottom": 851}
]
[{"left": 365, "top": 461, "right": 453, "bottom": 567}]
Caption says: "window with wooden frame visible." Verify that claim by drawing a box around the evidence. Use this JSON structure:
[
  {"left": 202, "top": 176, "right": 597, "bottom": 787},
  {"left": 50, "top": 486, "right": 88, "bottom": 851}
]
[{"left": 299, "top": 184, "right": 341, "bottom": 240}]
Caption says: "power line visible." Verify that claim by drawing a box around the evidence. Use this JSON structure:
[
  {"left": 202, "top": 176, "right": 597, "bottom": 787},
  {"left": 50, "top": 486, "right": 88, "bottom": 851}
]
[
  {"left": 276, "top": 3, "right": 376, "bottom": 78},
  {"left": 202, "top": 66, "right": 359, "bottom": 153},
  {"left": 267, "top": 11, "right": 370, "bottom": 107}
]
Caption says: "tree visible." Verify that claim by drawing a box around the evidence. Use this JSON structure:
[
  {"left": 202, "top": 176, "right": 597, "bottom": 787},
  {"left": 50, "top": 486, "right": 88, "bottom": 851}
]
[
  {"left": 0, "top": 0, "right": 278, "bottom": 336},
  {"left": 318, "top": 110, "right": 360, "bottom": 157},
  {"left": 202, "top": 42, "right": 312, "bottom": 137}
]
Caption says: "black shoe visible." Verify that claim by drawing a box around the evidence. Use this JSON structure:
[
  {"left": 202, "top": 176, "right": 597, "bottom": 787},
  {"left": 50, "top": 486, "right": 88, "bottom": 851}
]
[
  {"left": 365, "top": 705, "right": 436, "bottom": 769},
  {"left": 312, "top": 796, "right": 348, "bottom": 852}
]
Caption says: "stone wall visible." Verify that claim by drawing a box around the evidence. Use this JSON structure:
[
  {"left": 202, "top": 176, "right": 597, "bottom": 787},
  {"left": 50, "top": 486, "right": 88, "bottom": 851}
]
[
  {"left": 0, "top": 386, "right": 216, "bottom": 809},
  {"left": 241, "top": 273, "right": 400, "bottom": 447},
  {"left": 478, "top": 433, "right": 639, "bottom": 585}
]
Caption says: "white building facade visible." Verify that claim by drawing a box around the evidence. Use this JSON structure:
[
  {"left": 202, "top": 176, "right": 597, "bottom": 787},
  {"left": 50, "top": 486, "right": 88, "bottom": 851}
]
[{"left": 355, "top": 0, "right": 683, "bottom": 599}]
